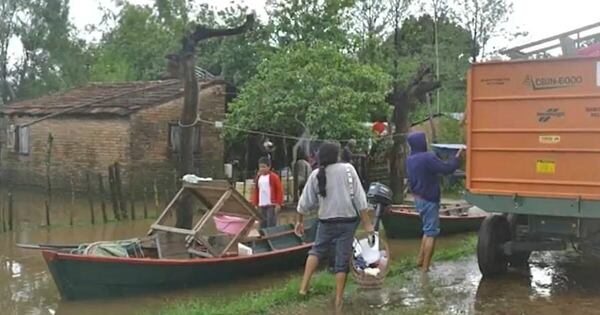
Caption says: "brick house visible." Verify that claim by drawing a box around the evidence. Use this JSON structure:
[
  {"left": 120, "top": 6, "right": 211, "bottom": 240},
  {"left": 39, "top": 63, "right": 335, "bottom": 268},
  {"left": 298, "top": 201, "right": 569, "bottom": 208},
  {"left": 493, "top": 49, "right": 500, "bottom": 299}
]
[{"left": 0, "top": 79, "right": 232, "bottom": 190}]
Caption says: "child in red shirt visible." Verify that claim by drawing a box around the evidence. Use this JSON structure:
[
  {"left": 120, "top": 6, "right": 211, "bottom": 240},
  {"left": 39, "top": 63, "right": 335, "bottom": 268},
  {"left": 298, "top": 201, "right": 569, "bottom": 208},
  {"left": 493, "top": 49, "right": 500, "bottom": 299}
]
[{"left": 252, "top": 157, "right": 284, "bottom": 228}]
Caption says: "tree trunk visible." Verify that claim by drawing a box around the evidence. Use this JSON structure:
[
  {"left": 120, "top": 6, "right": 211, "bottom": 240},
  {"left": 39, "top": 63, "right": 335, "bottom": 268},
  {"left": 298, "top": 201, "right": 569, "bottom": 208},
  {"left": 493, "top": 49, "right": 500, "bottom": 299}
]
[
  {"left": 389, "top": 93, "right": 409, "bottom": 204},
  {"left": 175, "top": 53, "right": 198, "bottom": 229},
  {"left": 170, "top": 15, "right": 254, "bottom": 229}
]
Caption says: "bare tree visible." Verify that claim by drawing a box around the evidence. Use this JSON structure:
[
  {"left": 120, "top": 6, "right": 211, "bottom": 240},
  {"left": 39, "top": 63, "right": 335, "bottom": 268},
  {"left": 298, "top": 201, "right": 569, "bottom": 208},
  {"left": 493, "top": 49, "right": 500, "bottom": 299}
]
[
  {"left": 455, "top": 0, "right": 513, "bottom": 62},
  {"left": 351, "top": 0, "right": 390, "bottom": 62},
  {"left": 422, "top": 0, "right": 452, "bottom": 113}
]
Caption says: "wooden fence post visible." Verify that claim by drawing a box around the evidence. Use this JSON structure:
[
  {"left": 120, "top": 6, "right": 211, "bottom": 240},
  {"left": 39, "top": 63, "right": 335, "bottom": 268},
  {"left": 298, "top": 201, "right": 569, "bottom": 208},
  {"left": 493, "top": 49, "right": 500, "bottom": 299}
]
[
  {"left": 108, "top": 165, "right": 120, "bottom": 221},
  {"left": 1, "top": 196, "right": 5, "bottom": 232},
  {"left": 45, "top": 133, "right": 53, "bottom": 226},
  {"left": 129, "top": 173, "right": 136, "bottom": 220},
  {"left": 86, "top": 173, "right": 95, "bottom": 225},
  {"left": 153, "top": 178, "right": 160, "bottom": 217},
  {"left": 97, "top": 174, "right": 108, "bottom": 223},
  {"left": 69, "top": 176, "right": 75, "bottom": 226},
  {"left": 142, "top": 185, "right": 149, "bottom": 219},
  {"left": 114, "top": 162, "right": 128, "bottom": 219}
]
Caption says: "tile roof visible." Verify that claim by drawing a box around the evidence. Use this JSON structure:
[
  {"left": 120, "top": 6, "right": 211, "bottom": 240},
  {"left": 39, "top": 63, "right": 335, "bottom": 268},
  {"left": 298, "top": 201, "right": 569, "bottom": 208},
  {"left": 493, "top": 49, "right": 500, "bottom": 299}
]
[{"left": 0, "top": 80, "right": 190, "bottom": 117}]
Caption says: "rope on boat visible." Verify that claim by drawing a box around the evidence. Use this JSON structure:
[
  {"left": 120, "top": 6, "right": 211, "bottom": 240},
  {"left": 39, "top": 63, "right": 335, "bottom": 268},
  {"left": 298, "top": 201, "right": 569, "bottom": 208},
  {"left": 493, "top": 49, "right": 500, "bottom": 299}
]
[{"left": 72, "top": 238, "right": 145, "bottom": 258}]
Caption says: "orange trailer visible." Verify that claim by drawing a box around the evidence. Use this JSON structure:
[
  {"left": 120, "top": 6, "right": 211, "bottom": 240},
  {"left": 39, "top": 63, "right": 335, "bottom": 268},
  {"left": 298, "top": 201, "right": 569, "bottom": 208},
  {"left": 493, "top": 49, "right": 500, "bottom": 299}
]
[{"left": 464, "top": 57, "right": 600, "bottom": 276}]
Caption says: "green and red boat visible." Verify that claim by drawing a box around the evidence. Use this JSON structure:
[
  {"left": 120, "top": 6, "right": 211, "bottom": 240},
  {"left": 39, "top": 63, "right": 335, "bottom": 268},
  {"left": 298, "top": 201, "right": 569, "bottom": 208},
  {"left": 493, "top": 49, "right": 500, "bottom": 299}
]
[
  {"left": 382, "top": 203, "right": 486, "bottom": 239},
  {"left": 40, "top": 222, "right": 316, "bottom": 300},
  {"left": 25, "top": 181, "right": 319, "bottom": 300}
]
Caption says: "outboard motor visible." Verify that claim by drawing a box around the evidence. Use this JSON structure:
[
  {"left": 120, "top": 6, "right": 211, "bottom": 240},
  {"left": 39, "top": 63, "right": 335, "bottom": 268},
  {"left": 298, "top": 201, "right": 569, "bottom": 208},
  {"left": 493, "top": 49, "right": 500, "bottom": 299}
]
[
  {"left": 351, "top": 182, "right": 392, "bottom": 287},
  {"left": 367, "top": 182, "right": 392, "bottom": 232}
]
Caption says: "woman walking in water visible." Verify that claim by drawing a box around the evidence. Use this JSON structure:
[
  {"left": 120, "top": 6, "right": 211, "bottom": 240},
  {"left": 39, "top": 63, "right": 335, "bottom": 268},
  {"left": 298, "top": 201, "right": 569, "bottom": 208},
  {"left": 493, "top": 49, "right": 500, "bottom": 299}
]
[{"left": 294, "top": 141, "right": 374, "bottom": 308}]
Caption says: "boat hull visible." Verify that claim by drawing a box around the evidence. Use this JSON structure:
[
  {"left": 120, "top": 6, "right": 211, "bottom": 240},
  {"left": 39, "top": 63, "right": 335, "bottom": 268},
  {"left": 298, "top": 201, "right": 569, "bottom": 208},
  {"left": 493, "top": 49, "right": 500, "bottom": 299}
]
[
  {"left": 43, "top": 243, "right": 311, "bottom": 300},
  {"left": 382, "top": 209, "right": 485, "bottom": 239}
]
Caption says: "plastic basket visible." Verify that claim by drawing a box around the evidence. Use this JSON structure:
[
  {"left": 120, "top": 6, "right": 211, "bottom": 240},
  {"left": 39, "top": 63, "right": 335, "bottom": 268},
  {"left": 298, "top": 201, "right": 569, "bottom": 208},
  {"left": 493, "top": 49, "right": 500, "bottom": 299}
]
[{"left": 350, "top": 233, "right": 390, "bottom": 289}]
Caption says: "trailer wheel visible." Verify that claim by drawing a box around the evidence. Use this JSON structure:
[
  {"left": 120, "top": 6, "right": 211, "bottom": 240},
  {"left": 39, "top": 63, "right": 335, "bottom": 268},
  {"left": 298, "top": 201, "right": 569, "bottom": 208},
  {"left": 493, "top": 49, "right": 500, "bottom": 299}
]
[
  {"left": 508, "top": 252, "right": 531, "bottom": 267},
  {"left": 477, "top": 215, "right": 510, "bottom": 277},
  {"left": 507, "top": 214, "right": 531, "bottom": 267}
]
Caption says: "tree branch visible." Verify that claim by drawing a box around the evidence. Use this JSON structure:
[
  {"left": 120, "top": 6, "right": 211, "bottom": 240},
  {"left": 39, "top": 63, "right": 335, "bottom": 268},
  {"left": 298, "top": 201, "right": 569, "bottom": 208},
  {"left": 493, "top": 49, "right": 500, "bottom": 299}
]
[{"left": 182, "top": 14, "right": 255, "bottom": 53}]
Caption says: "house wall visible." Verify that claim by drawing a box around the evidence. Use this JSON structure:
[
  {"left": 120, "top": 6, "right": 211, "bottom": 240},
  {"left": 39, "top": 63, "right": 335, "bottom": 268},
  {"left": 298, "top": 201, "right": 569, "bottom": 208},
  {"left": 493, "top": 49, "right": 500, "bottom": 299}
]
[
  {"left": 129, "top": 82, "right": 226, "bottom": 182},
  {"left": 0, "top": 82, "right": 227, "bottom": 190},
  {"left": 0, "top": 117, "right": 130, "bottom": 189},
  {"left": 129, "top": 98, "right": 180, "bottom": 179}
]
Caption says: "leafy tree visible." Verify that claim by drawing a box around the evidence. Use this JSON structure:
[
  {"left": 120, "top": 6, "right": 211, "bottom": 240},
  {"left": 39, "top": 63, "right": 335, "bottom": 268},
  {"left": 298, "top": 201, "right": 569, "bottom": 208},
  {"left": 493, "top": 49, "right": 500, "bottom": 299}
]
[
  {"left": 89, "top": 3, "right": 180, "bottom": 82},
  {"left": 90, "top": 1, "right": 267, "bottom": 87},
  {"left": 403, "top": 14, "right": 471, "bottom": 111},
  {"left": 373, "top": 14, "right": 471, "bottom": 115},
  {"left": 226, "top": 43, "right": 391, "bottom": 143},
  {"left": 0, "top": 0, "right": 20, "bottom": 103},
  {"left": 266, "top": 0, "right": 355, "bottom": 49},
  {"left": 1, "top": 0, "right": 90, "bottom": 102}
]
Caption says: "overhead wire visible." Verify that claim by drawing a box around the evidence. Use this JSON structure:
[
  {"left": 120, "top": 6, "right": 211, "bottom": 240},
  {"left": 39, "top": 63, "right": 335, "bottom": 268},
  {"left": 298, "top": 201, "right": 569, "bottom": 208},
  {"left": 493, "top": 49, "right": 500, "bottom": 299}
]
[{"left": 181, "top": 114, "right": 407, "bottom": 143}]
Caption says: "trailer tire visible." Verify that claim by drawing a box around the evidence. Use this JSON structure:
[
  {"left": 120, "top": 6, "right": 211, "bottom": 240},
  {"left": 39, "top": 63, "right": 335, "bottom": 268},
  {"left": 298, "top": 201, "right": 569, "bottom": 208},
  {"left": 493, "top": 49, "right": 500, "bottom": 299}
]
[
  {"left": 507, "top": 214, "right": 531, "bottom": 267},
  {"left": 508, "top": 252, "right": 531, "bottom": 267},
  {"left": 477, "top": 215, "right": 510, "bottom": 277}
]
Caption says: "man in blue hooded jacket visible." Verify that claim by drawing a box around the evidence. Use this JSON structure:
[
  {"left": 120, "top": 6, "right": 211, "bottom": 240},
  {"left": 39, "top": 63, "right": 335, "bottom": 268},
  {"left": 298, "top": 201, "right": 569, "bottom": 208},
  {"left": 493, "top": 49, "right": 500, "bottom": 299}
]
[{"left": 406, "top": 131, "right": 462, "bottom": 272}]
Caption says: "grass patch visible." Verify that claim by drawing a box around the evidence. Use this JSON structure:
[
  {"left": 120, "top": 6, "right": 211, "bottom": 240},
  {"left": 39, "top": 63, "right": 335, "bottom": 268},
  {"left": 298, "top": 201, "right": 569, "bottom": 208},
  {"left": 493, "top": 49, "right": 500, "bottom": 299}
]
[
  {"left": 153, "top": 274, "right": 335, "bottom": 315},
  {"left": 152, "top": 236, "right": 476, "bottom": 315}
]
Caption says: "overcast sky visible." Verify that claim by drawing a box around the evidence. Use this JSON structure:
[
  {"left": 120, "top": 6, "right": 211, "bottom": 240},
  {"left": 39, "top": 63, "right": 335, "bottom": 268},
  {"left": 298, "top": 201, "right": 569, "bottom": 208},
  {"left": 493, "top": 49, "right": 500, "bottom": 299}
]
[
  {"left": 6, "top": 0, "right": 598, "bottom": 61},
  {"left": 69, "top": 0, "right": 600, "bottom": 52}
]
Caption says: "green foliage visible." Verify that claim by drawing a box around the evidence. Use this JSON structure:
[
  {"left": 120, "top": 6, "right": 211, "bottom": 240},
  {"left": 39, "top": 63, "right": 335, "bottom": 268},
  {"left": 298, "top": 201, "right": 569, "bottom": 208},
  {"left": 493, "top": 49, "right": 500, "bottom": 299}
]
[
  {"left": 437, "top": 117, "right": 464, "bottom": 144},
  {"left": 89, "top": 3, "right": 180, "bottom": 82},
  {"left": 376, "top": 14, "right": 472, "bottom": 112},
  {"left": 89, "top": 2, "right": 267, "bottom": 86},
  {"left": 154, "top": 274, "right": 335, "bottom": 315},
  {"left": 226, "top": 43, "right": 391, "bottom": 143},
  {"left": 1, "top": 0, "right": 91, "bottom": 103},
  {"left": 267, "top": 0, "right": 355, "bottom": 48},
  {"left": 195, "top": 5, "right": 271, "bottom": 87}
]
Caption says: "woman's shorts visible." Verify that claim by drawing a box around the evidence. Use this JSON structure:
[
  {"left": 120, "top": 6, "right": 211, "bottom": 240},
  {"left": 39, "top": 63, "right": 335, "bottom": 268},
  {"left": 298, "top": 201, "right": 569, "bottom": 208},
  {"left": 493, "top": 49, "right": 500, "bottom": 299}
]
[{"left": 308, "top": 219, "right": 357, "bottom": 273}]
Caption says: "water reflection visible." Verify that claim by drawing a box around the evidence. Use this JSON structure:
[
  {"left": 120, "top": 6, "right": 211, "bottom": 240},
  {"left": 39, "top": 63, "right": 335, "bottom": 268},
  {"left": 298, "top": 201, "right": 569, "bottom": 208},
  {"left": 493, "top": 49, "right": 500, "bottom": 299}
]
[
  {"left": 0, "top": 214, "right": 471, "bottom": 315},
  {"left": 292, "top": 249, "right": 600, "bottom": 315},
  {"left": 6, "top": 214, "right": 600, "bottom": 315}
]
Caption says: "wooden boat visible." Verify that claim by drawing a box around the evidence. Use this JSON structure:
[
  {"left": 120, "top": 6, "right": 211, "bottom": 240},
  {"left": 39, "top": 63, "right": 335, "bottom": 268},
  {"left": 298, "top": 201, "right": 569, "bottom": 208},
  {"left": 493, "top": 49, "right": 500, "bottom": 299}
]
[
  {"left": 382, "top": 203, "right": 486, "bottom": 239},
  {"left": 40, "top": 222, "right": 316, "bottom": 300},
  {"left": 24, "top": 181, "right": 318, "bottom": 300}
]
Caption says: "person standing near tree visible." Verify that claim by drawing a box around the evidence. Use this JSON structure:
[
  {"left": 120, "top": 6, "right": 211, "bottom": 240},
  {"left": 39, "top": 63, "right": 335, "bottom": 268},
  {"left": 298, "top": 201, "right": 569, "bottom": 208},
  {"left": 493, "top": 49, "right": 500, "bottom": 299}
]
[
  {"left": 252, "top": 157, "right": 284, "bottom": 228},
  {"left": 406, "top": 131, "right": 462, "bottom": 272},
  {"left": 341, "top": 139, "right": 356, "bottom": 164},
  {"left": 293, "top": 150, "right": 312, "bottom": 203},
  {"left": 294, "top": 141, "right": 374, "bottom": 308}
]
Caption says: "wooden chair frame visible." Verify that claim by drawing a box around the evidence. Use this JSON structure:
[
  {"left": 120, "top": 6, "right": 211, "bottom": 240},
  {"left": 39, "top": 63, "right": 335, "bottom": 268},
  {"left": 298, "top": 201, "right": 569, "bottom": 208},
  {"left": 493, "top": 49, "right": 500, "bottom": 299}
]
[{"left": 148, "top": 180, "right": 260, "bottom": 258}]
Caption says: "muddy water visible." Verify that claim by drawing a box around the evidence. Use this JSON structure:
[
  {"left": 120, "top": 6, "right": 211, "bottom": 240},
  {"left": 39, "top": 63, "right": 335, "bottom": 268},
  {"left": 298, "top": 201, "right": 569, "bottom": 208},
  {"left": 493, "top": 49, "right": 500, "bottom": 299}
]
[
  {"left": 0, "top": 219, "right": 300, "bottom": 315},
  {"left": 0, "top": 210, "right": 470, "bottom": 315},
  {"left": 289, "top": 251, "right": 600, "bottom": 315},
  {"left": 4, "top": 215, "right": 600, "bottom": 315}
]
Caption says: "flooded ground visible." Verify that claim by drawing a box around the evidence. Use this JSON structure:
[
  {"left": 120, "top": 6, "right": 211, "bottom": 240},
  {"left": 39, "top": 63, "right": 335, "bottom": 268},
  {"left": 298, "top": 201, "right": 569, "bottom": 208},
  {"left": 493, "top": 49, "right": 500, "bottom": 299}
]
[
  {"left": 3, "top": 211, "right": 600, "bottom": 315},
  {"left": 0, "top": 215, "right": 469, "bottom": 315},
  {"left": 283, "top": 251, "right": 600, "bottom": 315}
]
